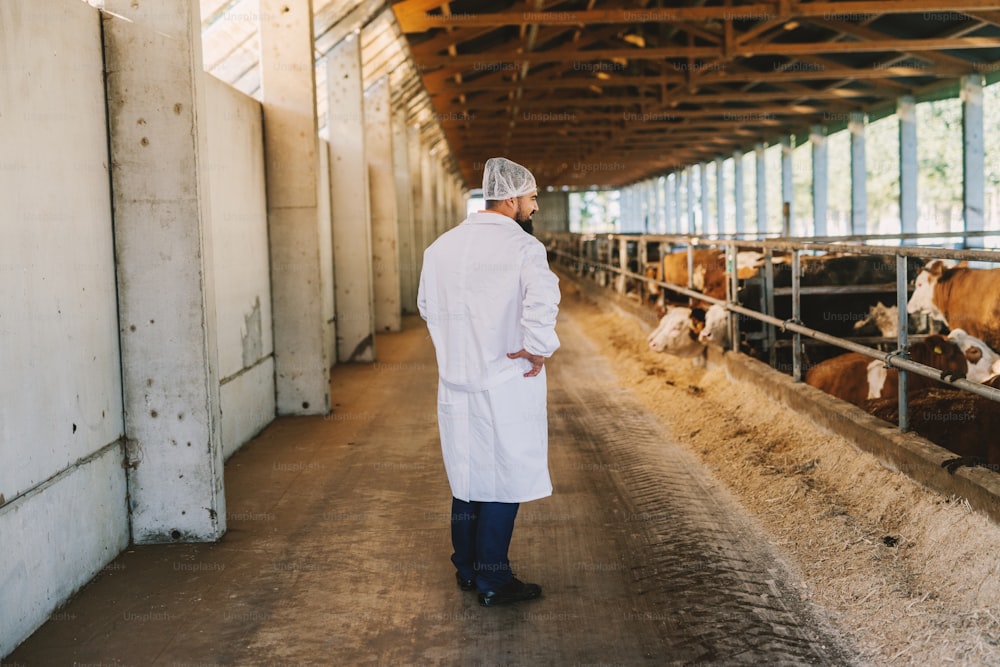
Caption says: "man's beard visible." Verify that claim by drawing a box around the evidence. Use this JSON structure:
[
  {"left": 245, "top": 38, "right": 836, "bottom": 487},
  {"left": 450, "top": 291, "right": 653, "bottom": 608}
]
[{"left": 514, "top": 205, "right": 534, "bottom": 235}]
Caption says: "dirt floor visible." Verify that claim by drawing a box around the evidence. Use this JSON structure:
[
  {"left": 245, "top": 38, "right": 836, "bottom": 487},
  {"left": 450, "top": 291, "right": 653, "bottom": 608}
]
[
  {"left": 8, "top": 279, "right": 1000, "bottom": 666},
  {"left": 560, "top": 279, "right": 1000, "bottom": 665}
]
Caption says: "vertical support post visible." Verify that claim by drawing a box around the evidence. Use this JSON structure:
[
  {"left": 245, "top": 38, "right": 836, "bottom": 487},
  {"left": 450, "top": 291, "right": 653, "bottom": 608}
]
[
  {"left": 103, "top": 0, "right": 226, "bottom": 542},
  {"left": 686, "top": 168, "right": 696, "bottom": 234},
  {"left": 420, "top": 149, "right": 435, "bottom": 248},
  {"left": 699, "top": 163, "right": 710, "bottom": 236},
  {"left": 673, "top": 169, "right": 687, "bottom": 234},
  {"left": 259, "top": 0, "right": 329, "bottom": 413},
  {"left": 365, "top": 78, "right": 401, "bottom": 333},
  {"left": 781, "top": 135, "right": 793, "bottom": 237},
  {"left": 897, "top": 254, "right": 910, "bottom": 432},
  {"left": 407, "top": 125, "right": 424, "bottom": 269},
  {"left": 327, "top": 35, "right": 376, "bottom": 362},
  {"left": 733, "top": 150, "right": 745, "bottom": 236},
  {"left": 656, "top": 177, "right": 666, "bottom": 233},
  {"left": 849, "top": 112, "right": 867, "bottom": 236},
  {"left": 764, "top": 250, "right": 776, "bottom": 367},
  {"left": 727, "top": 243, "right": 739, "bottom": 351},
  {"left": 962, "top": 74, "right": 985, "bottom": 249},
  {"left": 617, "top": 237, "right": 628, "bottom": 295},
  {"left": 791, "top": 249, "right": 802, "bottom": 382},
  {"left": 898, "top": 95, "right": 918, "bottom": 242},
  {"left": 755, "top": 143, "right": 767, "bottom": 234},
  {"left": 393, "top": 108, "right": 417, "bottom": 313},
  {"left": 664, "top": 174, "right": 674, "bottom": 233},
  {"left": 811, "top": 124, "right": 828, "bottom": 238},
  {"left": 715, "top": 157, "right": 726, "bottom": 236}
]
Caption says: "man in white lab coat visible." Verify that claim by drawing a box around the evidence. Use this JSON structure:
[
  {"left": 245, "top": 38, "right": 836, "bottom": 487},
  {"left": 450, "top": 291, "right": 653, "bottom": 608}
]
[{"left": 417, "top": 157, "right": 561, "bottom": 607}]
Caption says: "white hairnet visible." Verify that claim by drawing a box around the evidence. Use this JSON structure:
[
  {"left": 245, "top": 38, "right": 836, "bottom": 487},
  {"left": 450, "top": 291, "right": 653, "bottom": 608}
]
[{"left": 482, "top": 157, "right": 537, "bottom": 200}]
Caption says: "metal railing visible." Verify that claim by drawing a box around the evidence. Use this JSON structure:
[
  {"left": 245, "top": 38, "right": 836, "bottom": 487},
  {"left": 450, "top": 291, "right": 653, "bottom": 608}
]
[{"left": 541, "top": 231, "right": 1000, "bottom": 432}]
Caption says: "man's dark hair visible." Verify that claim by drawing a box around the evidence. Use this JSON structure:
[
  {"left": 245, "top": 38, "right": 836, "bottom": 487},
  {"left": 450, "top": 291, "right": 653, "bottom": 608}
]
[{"left": 484, "top": 200, "right": 504, "bottom": 210}]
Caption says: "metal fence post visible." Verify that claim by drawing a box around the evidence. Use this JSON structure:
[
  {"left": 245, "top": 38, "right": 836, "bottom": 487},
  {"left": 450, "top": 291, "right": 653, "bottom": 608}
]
[
  {"left": 897, "top": 254, "right": 910, "bottom": 431},
  {"left": 792, "top": 249, "right": 802, "bottom": 382}
]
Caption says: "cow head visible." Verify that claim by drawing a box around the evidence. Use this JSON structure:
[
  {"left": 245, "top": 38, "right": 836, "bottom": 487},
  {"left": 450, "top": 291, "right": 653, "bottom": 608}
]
[
  {"left": 698, "top": 304, "right": 730, "bottom": 347},
  {"left": 647, "top": 307, "right": 704, "bottom": 357},
  {"left": 906, "top": 259, "right": 954, "bottom": 321},
  {"left": 908, "top": 334, "right": 967, "bottom": 382},
  {"left": 946, "top": 328, "right": 1000, "bottom": 383},
  {"left": 853, "top": 302, "right": 898, "bottom": 338}
]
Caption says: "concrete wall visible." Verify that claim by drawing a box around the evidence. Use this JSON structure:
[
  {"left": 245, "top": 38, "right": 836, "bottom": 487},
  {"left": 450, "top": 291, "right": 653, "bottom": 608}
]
[
  {"left": 318, "top": 139, "right": 337, "bottom": 368},
  {"left": 0, "top": 0, "right": 129, "bottom": 655},
  {"left": 203, "top": 75, "right": 276, "bottom": 460}
]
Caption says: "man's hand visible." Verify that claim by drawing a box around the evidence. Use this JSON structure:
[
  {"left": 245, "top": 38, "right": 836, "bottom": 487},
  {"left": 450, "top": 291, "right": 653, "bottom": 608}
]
[{"left": 508, "top": 349, "right": 546, "bottom": 377}]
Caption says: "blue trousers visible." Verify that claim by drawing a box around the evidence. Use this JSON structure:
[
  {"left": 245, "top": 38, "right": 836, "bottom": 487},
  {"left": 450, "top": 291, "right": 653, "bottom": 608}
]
[{"left": 450, "top": 497, "right": 520, "bottom": 593}]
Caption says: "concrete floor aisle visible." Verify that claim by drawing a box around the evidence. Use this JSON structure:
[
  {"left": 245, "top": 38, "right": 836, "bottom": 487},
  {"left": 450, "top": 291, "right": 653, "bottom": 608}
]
[{"left": 5, "top": 298, "right": 857, "bottom": 666}]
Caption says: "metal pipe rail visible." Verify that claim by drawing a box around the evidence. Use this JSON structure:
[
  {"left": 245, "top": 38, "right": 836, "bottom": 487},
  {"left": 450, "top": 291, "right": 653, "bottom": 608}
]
[{"left": 544, "top": 234, "right": 1000, "bottom": 434}]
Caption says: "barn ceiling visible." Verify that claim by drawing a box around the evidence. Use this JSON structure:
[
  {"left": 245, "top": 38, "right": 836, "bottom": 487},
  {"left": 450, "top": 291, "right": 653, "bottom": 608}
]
[{"left": 390, "top": 0, "right": 1000, "bottom": 189}]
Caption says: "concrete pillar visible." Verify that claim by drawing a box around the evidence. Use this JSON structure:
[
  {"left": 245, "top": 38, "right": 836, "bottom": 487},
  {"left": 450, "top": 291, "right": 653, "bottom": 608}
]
[
  {"left": 103, "top": 0, "right": 225, "bottom": 542},
  {"left": 898, "top": 95, "right": 918, "bottom": 240},
  {"left": 734, "top": 150, "right": 745, "bottom": 235},
  {"left": 435, "top": 159, "right": 447, "bottom": 234},
  {"left": 421, "top": 148, "right": 436, "bottom": 247},
  {"left": 667, "top": 171, "right": 681, "bottom": 234},
  {"left": 962, "top": 75, "right": 985, "bottom": 248},
  {"left": 673, "top": 172, "right": 684, "bottom": 235},
  {"left": 408, "top": 126, "right": 425, "bottom": 266},
  {"left": 393, "top": 109, "right": 418, "bottom": 313},
  {"left": 811, "top": 125, "right": 828, "bottom": 238},
  {"left": 686, "top": 168, "right": 696, "bottom": 234},
  {"left": 317, "top": 141, "right": 336, "bottom": 368},
  {"left": 699, "top": 164, "right": 710, "bottom": 235},
  {"left": 755, "top": 143, "right": 767, "bottom": 234},
  {"left": 258, "top": 0, "right": 329, "bottom": 413},
  {"left": 849, "top": 112, "right": 868, "bottom": 235},
  {"left": 365, "top": 78, "right": 401, "bottom": 333},
  {"left": 656, "top": 177, "right": 666, "bottom": 233},
  {"left": 327, "top": 35, "right": 376, "bottom": 362},
  {"left": 715, "top": 157, "right": 726, "bottom": 235},
  {"left": 781, "top": 135, "right": 793, "bottom": 236}
]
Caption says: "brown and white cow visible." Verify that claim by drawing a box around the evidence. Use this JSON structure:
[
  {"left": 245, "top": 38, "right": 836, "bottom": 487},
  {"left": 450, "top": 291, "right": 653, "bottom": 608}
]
[
  {"left": 906, "top": 260, "right": 1000, "bottom": 351},
  {"left": 866, "top": 387, "right": 1000, "bottom": 469},
  {"left": 647, "top": 306, "right": 705, "bottom": 357},
  {"left": 805, "top": 335, "right": 967, "bottom": 408},
  {"left": 646, "top": 249, "right": 728, "bottom": 308}
]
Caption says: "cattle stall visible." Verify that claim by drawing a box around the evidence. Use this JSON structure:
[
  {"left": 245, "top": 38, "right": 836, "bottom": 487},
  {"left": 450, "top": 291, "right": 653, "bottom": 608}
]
[{"left": 542, "top": 232, "right": 1000, "bottom": 444}]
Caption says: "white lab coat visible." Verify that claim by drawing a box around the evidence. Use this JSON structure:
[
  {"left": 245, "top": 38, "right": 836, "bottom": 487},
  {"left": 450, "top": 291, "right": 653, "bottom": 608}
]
[{"left": 418, "top": 211, "right": 561, "bottom": 503}]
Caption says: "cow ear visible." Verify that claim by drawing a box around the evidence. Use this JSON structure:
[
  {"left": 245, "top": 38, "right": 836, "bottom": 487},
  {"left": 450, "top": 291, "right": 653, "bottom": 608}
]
[
  {"left": 928, "top": 260, "right": 946, "bottom": 276},
  {"left": 955, "top": 260, "right": 969, "bottom": 269}
]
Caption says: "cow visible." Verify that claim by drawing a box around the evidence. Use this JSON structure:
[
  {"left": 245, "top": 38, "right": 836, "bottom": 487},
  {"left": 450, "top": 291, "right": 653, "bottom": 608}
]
[
  {"left": 645, "top": 248, "right": 728, "bottom": 308},
  {"left": 738, "top": 253, "right": 925, "bottom": 370},
  {"left": 647, "top": 306, "right": 705, "bottom": 357},
  {"left": 853, "top": 302, "right": 898, "bottom": 338},
  {"left": 805, "top": 335, "right": 967, "bottom": 408},
  {"left": 946, "top": 329, "right": 1000, "bottom": 384},
  {"left": 907, "top": 260, "right": 1000, "bottom": 351},
  {"left": 697, "top": 303, "right": 730, "bottom": 348},
  {"left": 866, "top": 387, "right": 1000, "bottom": 470}
]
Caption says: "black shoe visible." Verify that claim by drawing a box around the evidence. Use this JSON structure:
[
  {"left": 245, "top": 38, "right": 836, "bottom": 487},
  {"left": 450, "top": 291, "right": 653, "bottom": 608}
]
[
  {"left": 478, "top": 577, "right": 542, "bottom": 607},
  {"left": 456, "top": 572, "right": 476, "bottom": 591}
]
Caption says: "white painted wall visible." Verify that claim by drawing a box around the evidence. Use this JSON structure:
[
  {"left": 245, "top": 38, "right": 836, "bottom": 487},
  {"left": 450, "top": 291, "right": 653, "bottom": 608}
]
[
  {"left": 203, "top": 75, "right": 276, "bottom": 461},
  {"left": 0, "top": 0, "right": 128, "bottom": 655}
]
